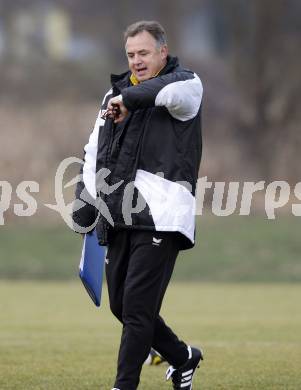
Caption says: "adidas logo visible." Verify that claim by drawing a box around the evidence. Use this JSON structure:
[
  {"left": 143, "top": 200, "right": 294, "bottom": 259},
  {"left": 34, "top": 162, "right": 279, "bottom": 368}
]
[{"left": 152, "top": 237, "right": 162, "bottom": 246}]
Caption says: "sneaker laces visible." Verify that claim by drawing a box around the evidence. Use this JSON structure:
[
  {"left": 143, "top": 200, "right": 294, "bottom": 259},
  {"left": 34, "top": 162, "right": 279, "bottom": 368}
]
[
  {"left": 166, "top": 346, "right": 192, "bottom": 381},
  {"left": 166, "top": 365, "right": 177, "bottom": 381}
]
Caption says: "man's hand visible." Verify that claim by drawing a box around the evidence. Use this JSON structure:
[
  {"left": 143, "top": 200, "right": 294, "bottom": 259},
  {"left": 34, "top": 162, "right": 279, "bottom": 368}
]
[{"left": 104, "top": 95, "right": 129, "bottom": 124}]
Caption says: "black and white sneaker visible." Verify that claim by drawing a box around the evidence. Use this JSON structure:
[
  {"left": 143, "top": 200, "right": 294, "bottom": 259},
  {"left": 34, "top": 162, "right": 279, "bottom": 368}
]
[{"left": 166, "top": 346, "right": 203, "bottom": 389}]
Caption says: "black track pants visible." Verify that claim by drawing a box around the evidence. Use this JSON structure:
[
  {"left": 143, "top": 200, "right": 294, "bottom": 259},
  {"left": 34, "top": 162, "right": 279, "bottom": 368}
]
[{"left": 105, "top": 229, "right": 188, "bottom": 390}]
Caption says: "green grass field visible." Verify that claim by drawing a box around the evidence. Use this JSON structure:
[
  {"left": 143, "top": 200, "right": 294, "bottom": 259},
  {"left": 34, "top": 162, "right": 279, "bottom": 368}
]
[
  {"left": 1, "top": 216, "right": 300, "bottom": 388},
  {"left": 0, "top": 281, "right": 300, "bottom": 389}
]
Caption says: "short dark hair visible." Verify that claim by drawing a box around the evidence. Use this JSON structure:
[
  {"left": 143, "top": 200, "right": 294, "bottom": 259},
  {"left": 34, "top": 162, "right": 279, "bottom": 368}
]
[{"left": 124, "top": 21, "right": 167, "bottom": 47}]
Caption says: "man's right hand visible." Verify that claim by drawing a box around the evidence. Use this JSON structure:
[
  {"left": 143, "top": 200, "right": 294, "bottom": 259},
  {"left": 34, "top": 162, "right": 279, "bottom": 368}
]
[{"left": 105, "top": 95, "right": 129, "bottom": 124}]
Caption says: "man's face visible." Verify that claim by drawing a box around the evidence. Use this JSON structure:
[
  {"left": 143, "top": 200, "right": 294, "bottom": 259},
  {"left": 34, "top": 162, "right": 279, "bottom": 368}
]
[{"left": 125, "top": 30, "right": 168, "bottom": 82}]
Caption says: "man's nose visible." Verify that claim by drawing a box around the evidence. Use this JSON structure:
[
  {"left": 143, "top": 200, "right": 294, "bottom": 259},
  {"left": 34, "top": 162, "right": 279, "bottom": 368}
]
[{"left": 133, "top": 54, "right": 142, "bottom": 65}]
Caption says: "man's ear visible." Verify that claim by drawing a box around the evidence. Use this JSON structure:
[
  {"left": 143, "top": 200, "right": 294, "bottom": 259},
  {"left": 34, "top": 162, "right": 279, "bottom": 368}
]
[{"left": 160, "top": 45, "right": 168, "bottom": 60}]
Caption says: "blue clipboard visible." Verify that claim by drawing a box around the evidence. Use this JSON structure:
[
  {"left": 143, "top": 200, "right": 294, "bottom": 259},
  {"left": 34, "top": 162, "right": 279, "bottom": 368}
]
[{"left": 79, "top": 230, "right": 105, "bottom": 307}]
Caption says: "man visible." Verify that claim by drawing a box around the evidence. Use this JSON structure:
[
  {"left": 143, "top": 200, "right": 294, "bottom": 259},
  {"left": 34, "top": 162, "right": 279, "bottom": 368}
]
[{"left": 73, "top": 20, "right": 203, "bottom": 390}]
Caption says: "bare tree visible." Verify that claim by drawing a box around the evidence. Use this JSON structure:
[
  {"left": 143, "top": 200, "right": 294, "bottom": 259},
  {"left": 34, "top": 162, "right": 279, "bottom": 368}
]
[{"left": 220, "top": 0, "right": 301, "bottom": 180}]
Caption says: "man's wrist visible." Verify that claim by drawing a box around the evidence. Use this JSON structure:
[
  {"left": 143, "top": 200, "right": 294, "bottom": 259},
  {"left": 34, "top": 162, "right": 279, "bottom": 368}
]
[{"left": 116, "top": 94, "right": 123, "bottom": 102}]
